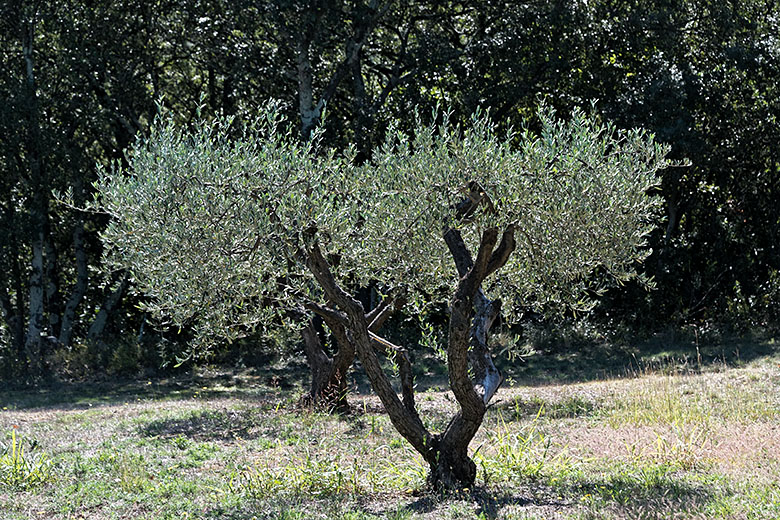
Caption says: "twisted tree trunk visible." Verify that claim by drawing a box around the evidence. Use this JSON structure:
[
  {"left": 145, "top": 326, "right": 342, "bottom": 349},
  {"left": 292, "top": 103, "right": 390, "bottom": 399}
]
[
  {"left": 300, "top": 217, "right": 514, "bottom": 490},
  {"left": 300, "top": 292, "right": 400, "bottom": 413}
]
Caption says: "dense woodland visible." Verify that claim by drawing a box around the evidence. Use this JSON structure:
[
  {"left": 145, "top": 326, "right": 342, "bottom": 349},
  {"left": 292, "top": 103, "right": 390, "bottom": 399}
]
[{"left": 1, "top": 0, "right": 779, "bottom": 382}]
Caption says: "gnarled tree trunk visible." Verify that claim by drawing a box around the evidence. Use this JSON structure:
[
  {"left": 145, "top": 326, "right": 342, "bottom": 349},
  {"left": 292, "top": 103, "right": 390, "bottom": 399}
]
[
  {"left": 300, "top": 217, "right": 514, "bottom": 490},
  {"left": 299, "top": 319, "right": 353, "bottom": 413},
  {"left": 299, "top": 293, "right": 399, "bottom": 413}
]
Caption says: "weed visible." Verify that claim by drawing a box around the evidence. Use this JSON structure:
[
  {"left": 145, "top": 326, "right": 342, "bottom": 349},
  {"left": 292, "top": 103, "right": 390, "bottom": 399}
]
[
  {"left": 0, "top": 425, "right": 52, "bottom": 490},
  {"left": 112, "top": 452, "right": 154, "bottom": 493},
  {"left": 476, "top": 407, "right": 574, "bottom": 485}
]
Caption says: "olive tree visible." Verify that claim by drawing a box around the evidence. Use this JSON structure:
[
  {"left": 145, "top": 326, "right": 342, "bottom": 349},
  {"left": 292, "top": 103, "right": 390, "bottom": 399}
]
[{"left": 95, "top": 103, "right": 669, "bottom": 489}]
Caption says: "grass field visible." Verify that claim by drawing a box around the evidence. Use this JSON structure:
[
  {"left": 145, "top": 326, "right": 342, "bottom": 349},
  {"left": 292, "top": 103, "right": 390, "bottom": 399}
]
[{"left": 1, "top": 334, "right": 779, "bottom": 519}]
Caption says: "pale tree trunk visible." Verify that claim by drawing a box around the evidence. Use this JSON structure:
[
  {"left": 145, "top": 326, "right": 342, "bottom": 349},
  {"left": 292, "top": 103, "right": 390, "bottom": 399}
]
[
  {"left": 288, "top": 1, "right": 383, "bottom": 141},
  {"left": 25, "top": 234, "right": 45, "bottom": 376},
  {"left": 87, "top": 274, "right": 128, "bottom": 344},
  {"left": 57, "top": 177, "right": 89, "bottom": 347},
  {"left": 58, "top": 218, "right": 88, "bottom": 346},
  {"left": 22, "top": 15, "right": 49, "bottom": 379},
  {"left": 295, "top": 38, "right": 321, "bottom": 142}
]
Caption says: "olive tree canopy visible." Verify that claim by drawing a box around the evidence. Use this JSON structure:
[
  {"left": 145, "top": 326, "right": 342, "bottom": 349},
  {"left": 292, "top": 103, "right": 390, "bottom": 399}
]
[{"left": 95, "top": 102, "right": 669, "bottom": 488}]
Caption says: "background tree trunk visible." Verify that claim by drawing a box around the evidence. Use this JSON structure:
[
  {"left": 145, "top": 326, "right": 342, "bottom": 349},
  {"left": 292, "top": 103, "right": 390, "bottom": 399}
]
[
  {"left": 299, "top": 320, "right": 352, "bottom": 413},
  {"left": 58, "top": 218, "right": 88, "bottom": 347},
  {"left": 22, "top": 15, "right": 49, "bottom": 379},
  {"left": 87, "top": 274, "right": 128, "bottom": 344}
]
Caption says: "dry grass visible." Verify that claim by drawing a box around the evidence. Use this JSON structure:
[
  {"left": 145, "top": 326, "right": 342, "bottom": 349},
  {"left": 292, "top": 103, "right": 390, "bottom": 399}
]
[{"left": 0, "top": 339, "right": 778, "bottom": 519}]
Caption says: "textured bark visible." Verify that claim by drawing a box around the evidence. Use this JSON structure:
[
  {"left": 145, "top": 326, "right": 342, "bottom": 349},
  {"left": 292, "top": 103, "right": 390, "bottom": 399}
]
[
  {"left": 300, "top": 293, "right": 403, "bottom": 413},
  {"left": 302, "top": 220, "right": 515, "bottom": 490},
  {"left": 303, "top": 241, "right": 434, "bottom": 459},
  {"left": 299, "top": 318, "right": 353, "bottom": 413},
  {"left": 369, "top": 331, "right": 418, "bottom": 419},
  {"left": 425, "top": 225, "right": 514, "bottom": 490},
  {"left": 444, "top": 228, "right": 508, "bottom": 404}
]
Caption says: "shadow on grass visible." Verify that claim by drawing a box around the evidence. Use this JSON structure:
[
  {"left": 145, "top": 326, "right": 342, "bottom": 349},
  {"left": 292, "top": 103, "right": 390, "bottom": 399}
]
[
  {"left": 497, "top": 331, "right": 779, "bottom": 387},
  {"left": 381, "top": 467, "right": 717, "bottom": 519},
  {"left": 396, "top": 487, "right": 536, "bottom": 517},
  {"left": 139, "top": 408, "right": 263, "bottom": 441},
  {"left": 0, "top": 365, "right": 301, "bottom": 411},
  {"left": 1, "top": 331, "right": 777, "bottom": 413}
]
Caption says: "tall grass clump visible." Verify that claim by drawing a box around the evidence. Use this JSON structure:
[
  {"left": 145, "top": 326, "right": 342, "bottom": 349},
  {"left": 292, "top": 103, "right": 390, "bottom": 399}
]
[
  {"left": 0, "top": 425, "right": 53, "bottom": 490},
  {"left": 475, "top": 408, "right": 575, "bottom": 486}
]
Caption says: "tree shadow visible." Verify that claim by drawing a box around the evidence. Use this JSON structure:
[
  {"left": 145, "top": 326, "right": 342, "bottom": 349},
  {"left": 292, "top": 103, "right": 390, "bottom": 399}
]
[
  {"left": 496, "top": 330, "right": 779, "bottom": 387},
  {"left": 370, "top": 468, "right": 717, "bottom": 519},
  {"left": 1, "top": 331, "right": 776, "bottom": 413},
  {"left": 0, "top": 367, "right": 293, "bottom": 411},
  {"left": 139, "top": 408, "right": 264, "bottom": 441}
]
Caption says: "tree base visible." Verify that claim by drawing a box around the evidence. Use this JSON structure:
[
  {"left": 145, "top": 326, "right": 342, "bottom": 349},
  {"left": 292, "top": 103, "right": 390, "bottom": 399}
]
[
  {"left": 298, "top": 385, "right": 351, "bottom": 414},
  {"left": 427, "top": 449, "right": 477, "bottom": 491}
]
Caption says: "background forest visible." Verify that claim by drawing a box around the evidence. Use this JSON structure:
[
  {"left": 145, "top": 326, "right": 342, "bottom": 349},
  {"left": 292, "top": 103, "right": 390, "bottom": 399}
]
[{"left": 1, "top": 0, "right": 779, "bottom": 381}]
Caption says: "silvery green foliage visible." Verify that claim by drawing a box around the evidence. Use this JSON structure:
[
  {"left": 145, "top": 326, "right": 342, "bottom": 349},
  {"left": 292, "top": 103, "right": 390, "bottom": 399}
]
[
  {"left": 359, "top": 105, "right": 669, "bottom": 320},
  {"left": 95, "top": 102, "right": 669, "bottom": 353}
]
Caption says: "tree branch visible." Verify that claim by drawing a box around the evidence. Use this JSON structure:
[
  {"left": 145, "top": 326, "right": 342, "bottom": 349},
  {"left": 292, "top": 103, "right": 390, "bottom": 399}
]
[
  {"left": 485, "top": 225, "right": 517, "bottom": 279},
  {"left": 303, "top": 299, "right": 348, "bottom": 327},
  {"left": 443, "top": 228, "right": 473, "bottom": 278},
  {"left": 302, "top": 239, "right": 433, "bottom": 459},
  {"left": 471, "top": 227, "right": 499, "bottom": 284},
  {"left": 369, "top": 331, "right": 418, "bottom": 420}
]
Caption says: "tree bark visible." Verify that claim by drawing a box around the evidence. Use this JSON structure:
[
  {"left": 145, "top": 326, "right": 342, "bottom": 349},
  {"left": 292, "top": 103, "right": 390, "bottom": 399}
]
[
  {"left": 295, "top": 37, "right": 320, "bottom": 142},
  {"left": 300, "top": 293, "right": 402, "bottom": 413},
  {"left": 288, "top": 1, "right": 383, "bottom": 141},
  {"left": 423, "top": 226, "right": 513, "bottom": 490},
  {"left": 300, "top": 217, "right": 515, "bottom": 490},
  {"left": 22, "top": 15, "right": 49, "bottom": 380},
  {"left": 299, "top": 318, "right": 353, "bottom": 413},
  {"left": 87, "top": 274, "right": 128, "bottom": 343},
  {"left": 303, "top": 242, "right": 434, "bottom": 457}
]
